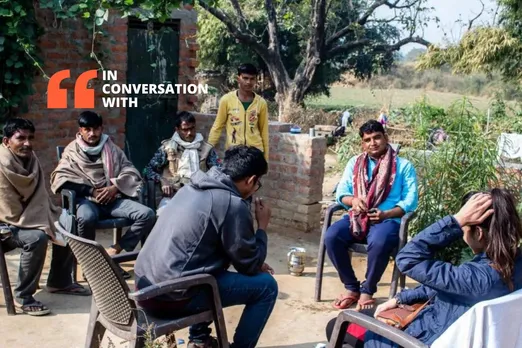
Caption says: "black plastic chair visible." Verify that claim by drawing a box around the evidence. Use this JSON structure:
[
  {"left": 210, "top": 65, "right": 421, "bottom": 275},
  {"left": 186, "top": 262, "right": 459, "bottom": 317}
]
[
  {"left": 328, "top": 310, "right": 428, "bottom": 348},
  {"left": 315, "top": 204, "right": 416, "bottom": 302},
  {"left": 54, "top": 221, "right": 229, "bottom": 348}
]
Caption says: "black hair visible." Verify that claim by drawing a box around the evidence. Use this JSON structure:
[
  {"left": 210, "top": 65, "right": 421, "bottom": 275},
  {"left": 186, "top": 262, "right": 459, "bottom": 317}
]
[
  {"left": 462, "top": 188, "right": 522, "bottom": 291},
  {"left": 237, "top": 63, "right": 258, "bottom": 76},
  {"left": 359, "top": 119, "right": 385, "bottom": 138},
  {"left": 175, "top": 111, "right": 196, "bottom": 128},
  {"left": 78, "top": 111, "right": 103, "bottom": 128},
  {"left": 222, "top": 145, "right": 268, "bottom": 181},
  {"left": 2, "top": 118, "right": 35, "bottom": 138}
]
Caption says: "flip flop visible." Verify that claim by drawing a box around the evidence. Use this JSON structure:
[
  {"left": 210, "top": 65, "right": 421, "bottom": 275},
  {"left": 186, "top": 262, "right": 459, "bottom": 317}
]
[
  {"left": 16, "top": 301, "right": 52, "bottom": 316},
  {"left": 355, "top": 298, "right": 376, "bottom": 311},
  {"left": 47, "top": 282, "right": 91, "bottom": 296},
  {"left": 333, "top": 293, "right": 360, "bottom": 310}
]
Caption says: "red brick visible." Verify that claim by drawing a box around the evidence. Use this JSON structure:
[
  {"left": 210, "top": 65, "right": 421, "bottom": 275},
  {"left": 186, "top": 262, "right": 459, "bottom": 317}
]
[{"left": 47, "top": 52, "right": 68, "bottom": 59}]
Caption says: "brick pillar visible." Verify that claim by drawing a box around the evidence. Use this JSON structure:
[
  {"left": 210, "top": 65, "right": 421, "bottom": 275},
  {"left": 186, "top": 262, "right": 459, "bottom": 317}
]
[
  {"left": 175, "top": 8, "right": 199, "bottom": 111},
  {"left": 261, "top": 123, "right": 326, "bottom": 234}
]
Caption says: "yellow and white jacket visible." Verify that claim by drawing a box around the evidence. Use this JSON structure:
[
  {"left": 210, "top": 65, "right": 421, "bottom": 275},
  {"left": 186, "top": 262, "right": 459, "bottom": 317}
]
[{"left": 208, "top": 91, "right": 269, "bottom": 161}]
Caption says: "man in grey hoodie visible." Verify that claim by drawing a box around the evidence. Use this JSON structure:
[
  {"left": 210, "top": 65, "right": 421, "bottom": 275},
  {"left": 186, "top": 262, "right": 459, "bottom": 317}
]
[{"left": 134, "top": 145, "right": 277, "bottom": 348}]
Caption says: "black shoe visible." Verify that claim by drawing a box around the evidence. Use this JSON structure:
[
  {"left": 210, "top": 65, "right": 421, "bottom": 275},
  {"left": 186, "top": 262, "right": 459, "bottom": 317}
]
[{"left": 117, "top": 265, "right": 132, "bottom": 280}]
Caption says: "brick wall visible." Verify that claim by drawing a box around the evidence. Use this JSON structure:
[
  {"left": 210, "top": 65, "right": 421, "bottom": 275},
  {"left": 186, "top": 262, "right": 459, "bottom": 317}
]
[
  {"left": 194, "top": 113, "right": 327, "bottom": 234},
  {"left": 18, "top": 7, "right": 198, "bottom": 190},
  {"left": 21, "top": 9, "right": 128, "bottom": 180}
]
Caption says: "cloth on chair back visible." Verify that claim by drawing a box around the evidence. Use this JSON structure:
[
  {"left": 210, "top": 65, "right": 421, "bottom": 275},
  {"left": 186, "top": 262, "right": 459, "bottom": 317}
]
[
  {"left": 431, "top": 288, "right": 522, "bottom": 348},
  {"left": 0, "top": 144, "right": 60, "bottom": 240}
]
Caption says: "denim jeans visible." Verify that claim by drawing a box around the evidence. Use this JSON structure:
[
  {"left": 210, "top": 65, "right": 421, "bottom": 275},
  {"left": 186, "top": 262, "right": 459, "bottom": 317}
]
[{"left": 183, "top": 270, "right": 278, "bottom": 348}]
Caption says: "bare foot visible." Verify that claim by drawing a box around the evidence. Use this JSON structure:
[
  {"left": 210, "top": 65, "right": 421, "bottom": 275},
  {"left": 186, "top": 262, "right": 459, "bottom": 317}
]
[
  {"left": 106, "top": 244, "right": 122, "bottom": 256},
  {"left": 333, "top": 290, "right": 360, "bottom": 309},
  {"left": 356, "top": 293, "right": 376, "bottom": 311}
]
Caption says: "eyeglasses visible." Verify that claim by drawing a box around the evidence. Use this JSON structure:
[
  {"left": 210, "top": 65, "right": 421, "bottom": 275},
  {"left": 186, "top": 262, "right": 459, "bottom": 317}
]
[{"left": 255, "top": 180, "right": 262, "bottom": 192}]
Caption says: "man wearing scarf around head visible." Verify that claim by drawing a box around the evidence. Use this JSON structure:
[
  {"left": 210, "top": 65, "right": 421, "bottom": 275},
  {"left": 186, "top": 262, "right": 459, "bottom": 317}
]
[
  {"left": 51, "top": 112, "right": 155, "bottom": 262},
  {"left": 143, "top": 111, "right": 221, "bottom": 215},
  {"left": 325, "top": 120, "right": 418, "bottom": 312}
]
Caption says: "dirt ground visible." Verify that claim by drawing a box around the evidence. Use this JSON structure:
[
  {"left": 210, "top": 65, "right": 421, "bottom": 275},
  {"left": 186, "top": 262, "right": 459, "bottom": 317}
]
[{"left": 0, "top": 151, "right": 413, "bottom": 348}]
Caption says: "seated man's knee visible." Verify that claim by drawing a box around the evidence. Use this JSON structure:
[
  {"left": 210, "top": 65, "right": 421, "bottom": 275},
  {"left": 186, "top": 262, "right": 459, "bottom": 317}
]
[
  {"left": 77, "top": 209, "right": 98, "bottom": 227},
  {"left": 368, "top": 233, "right": 396, "bottom": 254},
  {"left": 23, "top": 230, "right": 49, "bottom": 252},
  {"left": 137, "top": 206, "right": 156, "bottom": 224},
  {"left": 260, "top": 272, "right": 279, "bottom": 300},
  {"left": 324, "top": 222, "right": 344, "bottom": 249}
]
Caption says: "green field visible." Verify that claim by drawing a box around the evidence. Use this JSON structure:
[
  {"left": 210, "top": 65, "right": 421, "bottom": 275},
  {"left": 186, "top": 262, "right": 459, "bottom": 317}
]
[{"left": 305, "top": 87, "right": 495, "bottom": 111}]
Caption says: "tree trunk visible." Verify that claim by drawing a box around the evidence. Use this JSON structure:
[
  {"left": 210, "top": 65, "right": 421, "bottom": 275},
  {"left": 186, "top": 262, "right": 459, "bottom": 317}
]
[{"left": 276, "top": 83, "right": 307, "bottom": 123}]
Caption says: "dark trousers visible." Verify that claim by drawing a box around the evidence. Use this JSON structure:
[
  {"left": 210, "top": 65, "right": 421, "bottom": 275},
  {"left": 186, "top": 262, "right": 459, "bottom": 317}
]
[
  {"left": 324, "top": 215, "right": 400, "bottom": 295},
  {"left": 76, "top": 198, "right": 155, "bottom": 251},
  {"left": 3, "top": 228, "right": 74, "bottom": 305}
]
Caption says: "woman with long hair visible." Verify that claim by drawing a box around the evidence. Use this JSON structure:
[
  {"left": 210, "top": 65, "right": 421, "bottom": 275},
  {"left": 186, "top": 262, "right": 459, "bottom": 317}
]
[{"left": 326, "top": 188, "right": 522, "bottom": 347}]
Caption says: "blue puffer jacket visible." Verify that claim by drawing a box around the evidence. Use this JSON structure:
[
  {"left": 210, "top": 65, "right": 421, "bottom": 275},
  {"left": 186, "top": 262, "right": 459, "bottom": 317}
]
[{"left": 365, "top": 215, "right": 522, "bottom": 347}]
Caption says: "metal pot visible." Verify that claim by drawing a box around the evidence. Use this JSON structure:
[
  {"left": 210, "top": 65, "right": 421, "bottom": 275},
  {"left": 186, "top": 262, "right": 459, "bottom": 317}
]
[{"left": 287, "top": 247, "right": 306, "bottom": 276}]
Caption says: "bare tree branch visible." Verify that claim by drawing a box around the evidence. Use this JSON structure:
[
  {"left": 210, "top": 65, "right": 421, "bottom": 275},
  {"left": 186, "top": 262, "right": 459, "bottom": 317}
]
[
  {"left": 327, "top": 35, "right": 431, "bottom": 57},
  {"left": 325, "top": 0, "right": 423, "bottom": 49},
  {"left": 373, "top": 36, "right": 431, "bottom": 52},
  {"left": 229, "top": 0, "right": 248, "bottom": 30},
  {"left": 467, "top": 0, "right": 485, "bottom": 31},
  {"left": 357, "top": 0, "right": 387, "bottom": 26},
  {"left": 326, "top": 39, "right": 370, "bottom": 57}
]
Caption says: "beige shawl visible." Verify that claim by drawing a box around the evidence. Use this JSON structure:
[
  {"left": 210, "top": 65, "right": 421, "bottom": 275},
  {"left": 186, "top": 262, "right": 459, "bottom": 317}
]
[
  {"left": 0, "top": 144, "right": 60, "bottom": 240},
  {"left": 50, "top": 135, "right": 142, "bottom": 198}
]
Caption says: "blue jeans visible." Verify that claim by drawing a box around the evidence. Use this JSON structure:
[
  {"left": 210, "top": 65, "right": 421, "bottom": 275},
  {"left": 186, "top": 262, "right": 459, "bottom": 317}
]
[
  {"left": 185, "top": 270, "right": 278, "bottom": 348},
  {"left": 324, "top": 215, "right": 400, "bottom": 295}
]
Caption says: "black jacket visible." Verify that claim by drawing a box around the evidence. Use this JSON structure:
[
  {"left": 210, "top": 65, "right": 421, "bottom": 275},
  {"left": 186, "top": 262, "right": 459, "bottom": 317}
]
[{"left": 134, "top": 166, "right": 267, "bottom": 292}]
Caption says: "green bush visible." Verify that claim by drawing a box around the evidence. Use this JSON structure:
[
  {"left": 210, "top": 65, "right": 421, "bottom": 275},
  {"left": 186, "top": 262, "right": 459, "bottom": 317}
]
[{"left": 402, "top": 98, "right": 519, "bottom": 263}]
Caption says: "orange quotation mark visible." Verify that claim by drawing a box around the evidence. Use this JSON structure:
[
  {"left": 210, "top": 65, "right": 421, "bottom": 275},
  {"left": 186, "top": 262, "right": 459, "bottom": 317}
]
[{"left": 47, "top": 70, "right": 98, "bottom": 108}]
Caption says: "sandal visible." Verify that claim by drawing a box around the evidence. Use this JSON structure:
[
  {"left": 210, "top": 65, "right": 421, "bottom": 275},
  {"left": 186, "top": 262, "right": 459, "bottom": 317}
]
[
  {"left": 16, "top": 300, "right": 51, "bottom": 316},
  {"left": 47, "top": 282, "right": 91, "bottom": 296},
  {"left": 333, "top": 293, "right": 360, "bottom": 310},
  {"left": 355, "top": 298, "right": 376, "bottom": 311}
]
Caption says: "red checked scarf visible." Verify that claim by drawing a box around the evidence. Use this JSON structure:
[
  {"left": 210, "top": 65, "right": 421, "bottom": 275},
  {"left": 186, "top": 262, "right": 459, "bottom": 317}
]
[{"left": 349, "top": 144, "right": 397, "bottom": 239}]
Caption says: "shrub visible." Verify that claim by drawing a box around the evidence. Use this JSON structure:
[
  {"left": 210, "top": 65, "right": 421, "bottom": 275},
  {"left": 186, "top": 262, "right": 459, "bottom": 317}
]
[{"left": 401, "top": 98, "right": 519, "bottom": 263}]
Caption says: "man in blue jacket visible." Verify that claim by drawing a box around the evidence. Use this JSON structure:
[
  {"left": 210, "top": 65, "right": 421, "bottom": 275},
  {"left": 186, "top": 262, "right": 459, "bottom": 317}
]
[
  {"left": 325, "top": 120, "right": 418, "bottom": 311},
  {"left": 134, "top": 145, "right": 277, "bottom": 348}
]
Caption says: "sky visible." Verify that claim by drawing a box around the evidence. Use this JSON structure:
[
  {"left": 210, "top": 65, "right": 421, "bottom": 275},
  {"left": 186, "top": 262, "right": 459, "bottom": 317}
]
[{"left": 377, "top": 0, "right": 498, "bottom": 53}]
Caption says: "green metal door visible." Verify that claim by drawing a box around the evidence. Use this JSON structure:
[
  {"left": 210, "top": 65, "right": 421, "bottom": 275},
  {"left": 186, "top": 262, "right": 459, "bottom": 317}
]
[{"left": 125, "top": 18, "right": 180, "bottom": 172}]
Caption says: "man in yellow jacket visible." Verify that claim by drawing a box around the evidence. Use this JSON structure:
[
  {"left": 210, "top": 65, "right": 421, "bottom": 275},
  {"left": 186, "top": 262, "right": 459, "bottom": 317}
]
[{"left": 208, "top": 63, "right": 269, "bottom": 162}]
